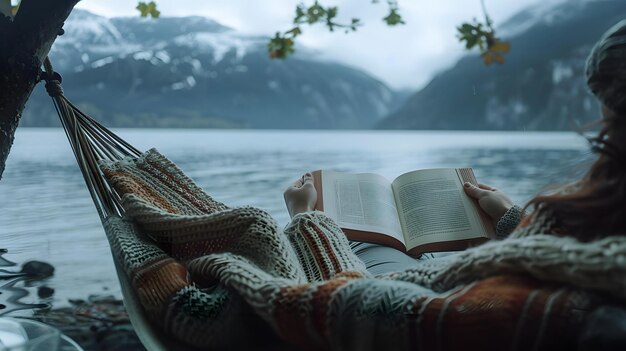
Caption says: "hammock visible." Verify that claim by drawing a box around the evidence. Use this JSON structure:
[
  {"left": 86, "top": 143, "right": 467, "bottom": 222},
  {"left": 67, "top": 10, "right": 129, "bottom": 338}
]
[
  {"left": 42, "top": 59, "right": 299, "bottom": 350},
  {"left": 40, "top": 58, "right": 190, "bottom": 351}
]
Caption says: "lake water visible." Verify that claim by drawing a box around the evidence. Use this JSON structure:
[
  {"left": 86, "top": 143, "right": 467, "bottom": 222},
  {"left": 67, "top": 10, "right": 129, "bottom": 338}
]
[{"left": 0, "top": 128, "right": 593, "bottom": 307}]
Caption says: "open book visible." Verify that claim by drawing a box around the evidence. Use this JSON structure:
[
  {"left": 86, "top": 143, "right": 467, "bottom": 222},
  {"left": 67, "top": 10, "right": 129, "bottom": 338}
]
[{"left": 312, "top": 168, "right": 493, "bottom": 256}]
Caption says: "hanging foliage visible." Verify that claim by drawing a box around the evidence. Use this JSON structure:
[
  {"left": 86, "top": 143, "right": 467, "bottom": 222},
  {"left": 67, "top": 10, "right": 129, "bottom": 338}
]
[
  {"left": 269, "top": 0, "right": 509, "bottom": 64},
  {"left": 269, "top": 0, "right": 406, "bottom": 59},
  {"left": 268, "top": 1, "right": 363, "bottom": 59},
  {"left": 136, "top": 1, "right": 160, "bottom": 18},
  {"left": 6, "top": 0, "right": 510, "bottom": 65},
  {"left": 457, "top": 0, "right": 510, "bottom": 65}
]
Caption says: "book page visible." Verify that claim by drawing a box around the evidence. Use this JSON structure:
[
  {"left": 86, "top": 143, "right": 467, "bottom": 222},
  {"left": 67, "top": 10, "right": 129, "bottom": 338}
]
[
  {"left": 320, "top": 170, "right": 404, "bottom": 244},
  {"left": 391, "top": 168, "right": 486, "bottom": 250}
]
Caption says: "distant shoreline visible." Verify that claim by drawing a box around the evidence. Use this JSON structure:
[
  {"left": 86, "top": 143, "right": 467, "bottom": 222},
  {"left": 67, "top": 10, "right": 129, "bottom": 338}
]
[{"left": 16, "top": 126, "right": 595, "bottom": 133}]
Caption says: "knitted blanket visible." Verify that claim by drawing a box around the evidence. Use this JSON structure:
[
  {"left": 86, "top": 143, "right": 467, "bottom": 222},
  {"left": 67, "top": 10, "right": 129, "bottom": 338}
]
[{"left": 101, "top": 149, "right": 626, "bottom": 350}]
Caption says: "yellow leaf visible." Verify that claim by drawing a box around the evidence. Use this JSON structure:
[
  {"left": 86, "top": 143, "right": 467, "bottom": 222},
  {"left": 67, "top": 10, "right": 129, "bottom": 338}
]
[
  {"left": 482, "top": 53, "right": 494, "bottom": 65},
  {"left": 490, "top": 41, "right": 511, "bottom": 53}
]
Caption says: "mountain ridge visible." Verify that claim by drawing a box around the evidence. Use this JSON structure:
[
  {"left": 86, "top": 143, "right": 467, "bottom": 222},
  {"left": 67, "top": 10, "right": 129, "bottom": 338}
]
[
  {"left": 22, "top": 10, "right": 403, "bottom": 129},
  {"left": 378, "top": 0, "right": 626, "bottom": 130}
]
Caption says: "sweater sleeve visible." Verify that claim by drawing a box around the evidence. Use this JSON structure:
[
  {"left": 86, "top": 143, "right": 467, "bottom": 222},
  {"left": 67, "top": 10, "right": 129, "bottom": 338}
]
[
  {"left": 495, "top": 205, "right": 525, "bottom": 239},
  {"left": 283, "top": 211, "right": 370, "bottom": 282}
]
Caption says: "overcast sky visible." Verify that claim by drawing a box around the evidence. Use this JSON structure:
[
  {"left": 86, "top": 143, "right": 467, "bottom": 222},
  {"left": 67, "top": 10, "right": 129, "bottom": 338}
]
[{"left": 75, "top": 0, "right": 562, "bottom": 90}]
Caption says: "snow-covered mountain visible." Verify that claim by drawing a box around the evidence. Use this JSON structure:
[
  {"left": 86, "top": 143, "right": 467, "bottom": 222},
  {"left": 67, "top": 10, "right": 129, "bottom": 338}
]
[
  {"left": 380, "top": 0, "right": 626, "bottom": 130},
  {"left": 23, "top": 10, "right": 402, "bottom": 129}
]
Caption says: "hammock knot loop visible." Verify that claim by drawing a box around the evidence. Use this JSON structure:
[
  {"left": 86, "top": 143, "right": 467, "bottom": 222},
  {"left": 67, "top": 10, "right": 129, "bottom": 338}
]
[
  {"left": 44, "top": 79, "right": 64, "bottom": 97},
  {"left": 40, "top": 71, "right": 64, "bottom": 97},
  {"left": 39, "top": 71, "right": 63, "bottom": 84}
]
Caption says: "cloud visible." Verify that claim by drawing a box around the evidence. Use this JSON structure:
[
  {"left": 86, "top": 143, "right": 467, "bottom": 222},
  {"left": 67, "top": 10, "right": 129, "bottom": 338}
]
[{"left": 74, "top": 0, "right": 555, "bottom": 90}]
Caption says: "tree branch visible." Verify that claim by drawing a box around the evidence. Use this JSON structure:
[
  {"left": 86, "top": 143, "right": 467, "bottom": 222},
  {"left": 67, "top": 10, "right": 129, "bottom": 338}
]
[
  {"left": 0, "top": 0, "right": 79, "bottom": 180},
  {"left": 14, "top": 0, "right": 79, "bottom": 59}
]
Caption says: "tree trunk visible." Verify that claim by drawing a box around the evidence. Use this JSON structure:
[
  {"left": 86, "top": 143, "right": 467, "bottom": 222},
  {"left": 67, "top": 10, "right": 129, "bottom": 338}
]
[{"left": 0, "top": 0, "right": 79, "bottom": 180}]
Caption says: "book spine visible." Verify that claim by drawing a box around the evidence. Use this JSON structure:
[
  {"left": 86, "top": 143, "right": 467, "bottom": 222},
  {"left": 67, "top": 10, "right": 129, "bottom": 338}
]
[{"left": 457, "top": 168, "right": 478, "bottom": 186}]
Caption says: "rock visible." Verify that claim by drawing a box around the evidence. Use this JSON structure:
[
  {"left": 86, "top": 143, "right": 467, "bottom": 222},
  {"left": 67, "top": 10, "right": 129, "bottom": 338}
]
[
  {"left": 32, "top": 295, "right": 145, "bottom": 351},
  {"left": 68, "top": 299, "right": 86, "bottom": 306},
  {"left": 87, "top": 295, "right": 119, "bottom": 304},
  {"left": 37, "top": 286, "right": 55, "bottom": 298},
  {"left": 0, "top": 249, "right": 16, "bottom": 267},
  {"left": 21, "top": 261, "right": 54, "bottom": 278}
]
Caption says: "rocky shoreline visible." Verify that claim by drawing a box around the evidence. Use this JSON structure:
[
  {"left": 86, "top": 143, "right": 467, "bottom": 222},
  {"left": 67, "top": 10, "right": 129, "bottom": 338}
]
[
  {"left": 0, "top": 257, "right": 144, "bottom": 350},
  {"left": 30, "top": 295, "right": 145, "bottom": 351},
  {"left": 31, "top": 295, "right": 145, "bottom": 351}
]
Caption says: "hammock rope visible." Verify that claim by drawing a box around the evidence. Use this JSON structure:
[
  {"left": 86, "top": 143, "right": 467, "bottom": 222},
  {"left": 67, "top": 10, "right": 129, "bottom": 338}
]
[{"left": 40, "top": 57, "right": 142, "bottom": 221}]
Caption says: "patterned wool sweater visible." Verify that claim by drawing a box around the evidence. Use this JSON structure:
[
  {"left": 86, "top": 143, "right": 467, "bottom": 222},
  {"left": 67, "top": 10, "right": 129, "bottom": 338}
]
[{"left": 102, "top": 149, "right": 626, "bottom": 351}]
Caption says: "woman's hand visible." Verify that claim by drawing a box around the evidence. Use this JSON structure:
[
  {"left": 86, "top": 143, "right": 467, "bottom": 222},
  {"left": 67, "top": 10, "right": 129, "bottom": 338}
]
[
  {"left": 284, "top": 172, "right": 318, "bottom": 218},
  {"left": 463, "top": 182, "right": 514, "bottom": 222}
]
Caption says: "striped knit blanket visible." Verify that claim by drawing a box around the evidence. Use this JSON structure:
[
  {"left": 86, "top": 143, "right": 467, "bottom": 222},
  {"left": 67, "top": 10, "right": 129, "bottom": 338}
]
[{"left": 101, "top": 149, "right": 626, "bottom": 350}]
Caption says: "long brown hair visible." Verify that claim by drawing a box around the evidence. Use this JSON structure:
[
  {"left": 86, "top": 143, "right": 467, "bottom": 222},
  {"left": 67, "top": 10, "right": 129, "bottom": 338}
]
[{"left": 527, "top": 21, "right": 626, "bottom": 240}]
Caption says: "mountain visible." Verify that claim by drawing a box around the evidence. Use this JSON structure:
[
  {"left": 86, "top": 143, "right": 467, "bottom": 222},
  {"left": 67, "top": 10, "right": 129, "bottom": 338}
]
[
  {"left": 22, "top": 10, "right": 402, "bottom": 129},
  {"left": 379, "top": 0, "right": 626, "bottom": 130}
]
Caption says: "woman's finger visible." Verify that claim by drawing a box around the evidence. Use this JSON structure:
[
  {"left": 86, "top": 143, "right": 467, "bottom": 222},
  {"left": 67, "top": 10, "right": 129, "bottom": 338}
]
[
  {"left": 292, "top": 178, "right": 304, "bottom": 188},
  {"left": 478, "top": 183, "right": 496, "bottom": 191},
  {"left": 464, "top": 182, "right": 490, "bottom": 199},
  {"left": 303, "top": 172, "right": 314, "bottom": 184}
]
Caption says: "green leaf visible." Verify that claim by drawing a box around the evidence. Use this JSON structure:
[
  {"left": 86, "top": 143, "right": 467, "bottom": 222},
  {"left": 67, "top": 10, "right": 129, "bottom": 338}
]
[
  {"left": 285, "top": 26, "right": 302, "bottom": 37},
  {"left": 349, "top": 18, "right": 360, "bottom": 31},
  {"left": 268, "top": 32, "right": 296, "bottom": 59},
  {"left": 136, "top": 1, "right": 160, "bottom": 18},
  {"left": 325, "top": 6, "right": 338, "bottom": 31},
  {"left": 327, "top": 6, "right": 338, "bottom": 20},
  {"left": 383, "top": 8, "right": 404, "bottom": 26},
  {"left": 294, "top": 5, "right": 306, "bottom": 23},
  {"left": 457, "top": 22, "right": 484, "bottom": 50},
  {"left": 306, "top": 1, "right": 326, "bottom": 24}
]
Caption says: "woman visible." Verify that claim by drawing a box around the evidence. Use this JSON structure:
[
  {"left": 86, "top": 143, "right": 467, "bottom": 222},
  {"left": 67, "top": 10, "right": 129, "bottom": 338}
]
[{"left": 284, "top": 19, "right": 626, "bottom": 274}]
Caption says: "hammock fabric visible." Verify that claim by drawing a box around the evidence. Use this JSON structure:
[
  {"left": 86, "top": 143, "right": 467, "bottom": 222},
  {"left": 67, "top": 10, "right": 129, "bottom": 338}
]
[{"left": 40, "top": 58, "right": 626, "bottom": 350}]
